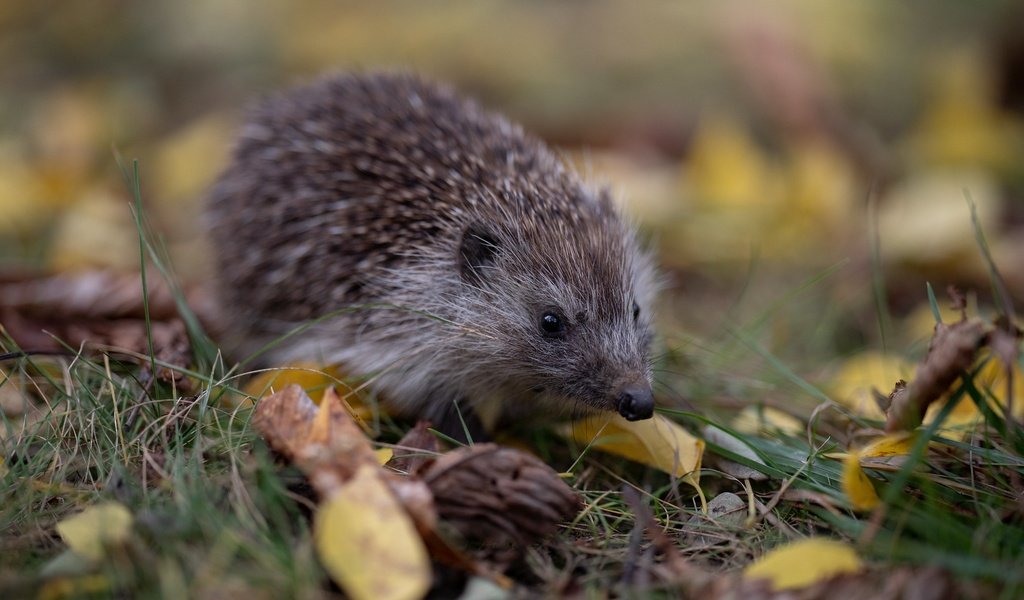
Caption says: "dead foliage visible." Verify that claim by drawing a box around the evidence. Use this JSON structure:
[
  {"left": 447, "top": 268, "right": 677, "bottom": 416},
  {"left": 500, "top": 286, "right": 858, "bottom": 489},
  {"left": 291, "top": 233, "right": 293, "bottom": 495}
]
[
  {"left": 885, "top": 288, "right": 1021, "bottom": 432},
  {"left": 250, "top": 384, "right": 580, "bottom": 584},
  {"left": 622, "top": 487, "right": 963, "bottom": 599},
  {"left": 0, "top": 270, "right": 209, "bottom": 391}
]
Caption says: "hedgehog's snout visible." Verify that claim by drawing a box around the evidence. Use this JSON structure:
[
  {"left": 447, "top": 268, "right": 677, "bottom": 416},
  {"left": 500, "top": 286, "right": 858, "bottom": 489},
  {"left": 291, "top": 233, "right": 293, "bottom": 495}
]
[{"left": 615, "top": 383, "right": 654, "bottom": 421}]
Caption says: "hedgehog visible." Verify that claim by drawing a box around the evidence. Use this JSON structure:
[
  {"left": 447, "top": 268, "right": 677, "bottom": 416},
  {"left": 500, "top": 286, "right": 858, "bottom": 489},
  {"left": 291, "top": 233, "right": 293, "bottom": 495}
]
[{"left": 205, "top": 72, "right": 658, "bottom": 435}]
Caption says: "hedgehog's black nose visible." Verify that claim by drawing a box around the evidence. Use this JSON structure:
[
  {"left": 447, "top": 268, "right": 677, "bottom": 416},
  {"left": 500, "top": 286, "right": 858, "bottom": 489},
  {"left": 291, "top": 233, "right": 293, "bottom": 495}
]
[{"left": 616, "top": 385, "right": 655, "bottom": 421}]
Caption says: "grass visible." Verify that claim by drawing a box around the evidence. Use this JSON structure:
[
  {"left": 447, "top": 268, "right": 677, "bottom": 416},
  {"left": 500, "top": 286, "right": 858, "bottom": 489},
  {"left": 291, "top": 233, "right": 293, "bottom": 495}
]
[
  {"left": 4, "top": 320, "right": 1022, "bottom": 597},
  {"left": 0, "top": 351, "right": 326, "bottom": 598},
  {"left": 2, "top": 177, "right": 1023, "bottom": 598}
]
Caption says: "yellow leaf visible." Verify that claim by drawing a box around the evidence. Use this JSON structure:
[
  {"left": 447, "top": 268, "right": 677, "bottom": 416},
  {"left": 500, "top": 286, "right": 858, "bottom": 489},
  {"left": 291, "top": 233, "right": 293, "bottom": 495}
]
[
  {"left": 0, "top": 143, "right": 50, "bottom": 236},
  {"left": 37, "top": 574, "right": 112, "bottom": 600},
  {"left": 562, "top": 414, "right": 704, "bottom": 492},
  {"left": 906, "top": 52, "right": 1022, "bottom": 171},
  {"left": 855, "top": 432, "right": 915, "bottom": 458},
  {"left": 829, "top": 352, "right": 912, "bottom": 420},
  {"left": 971, "top": 351, "right": 1024, "bottom": 421},
  {"left": 903, "top": 303, "right": 978, "bottom": 343},
  {"left": 48, "top": 188, "right": 140, "bottom": 272},
  {"left": 877, "top": 169, "right": 1000, "bottom": 268},
  {"left": 374, "top": 448, "right": 393, "bottom": 465},
  {"left": 151, "top": 116, "right": 233, "bottom": 206},
  {"left": 744, "top": 538, "right": 863, "bottom": 590},
  {"left": 245, "top": 364, "right": 374, "bottom": 420},
  {"left": 731, "top": 405, "right": 803, "bottom": 436},
  {"left": 687, "top": 113, "right": 774, "bottom": 209},
  {"left": 246, "top": 364, "right": 343, "bottom": 402},
  {"left": 315, "top": 464, "right": 430, "bottom": 600},
  {"left": 784, "top": 141, "right": 854, "bottom": 226},
  {"left": 55, "top": 502, "right": 133, "bottom": 561},
  {"left": 839, "top": 432, "right": 915, "bottom": 511},
  {"left": 841, "top": 454, "right": 880, "bottom": 512}
]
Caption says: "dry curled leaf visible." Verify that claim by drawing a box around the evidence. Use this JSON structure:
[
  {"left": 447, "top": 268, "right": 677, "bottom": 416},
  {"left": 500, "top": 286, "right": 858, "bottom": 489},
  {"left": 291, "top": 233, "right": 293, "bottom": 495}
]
[
  {"left": 0, "top": 270, "right": 184, "bottom": 321},
  {"left": 0, "top": 270, "right": 199, "bottom": 390},
  {"left": 422, "top": 443, "right": 580, "bottom": 554},
  {"left": 387, "top": 420, "right": 440, "bottom": 475},
  {"left": 251, "top": 385, "right": 378, "bottom": 494},
  {"left": 253, "top": 385, "right": 433, "bottom": 600},
  {"left": 885, "top": 318, "right": 986, "bottom": 432},
  {"left": 251, "top": 386, "right": 540, "bottom": 588}
]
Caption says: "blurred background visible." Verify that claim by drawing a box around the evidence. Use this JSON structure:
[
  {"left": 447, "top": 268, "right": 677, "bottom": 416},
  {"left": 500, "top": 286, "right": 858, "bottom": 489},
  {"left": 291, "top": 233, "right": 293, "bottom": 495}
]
[{"left": 2, "top": 0, "right": 1024, "bottom": 415}]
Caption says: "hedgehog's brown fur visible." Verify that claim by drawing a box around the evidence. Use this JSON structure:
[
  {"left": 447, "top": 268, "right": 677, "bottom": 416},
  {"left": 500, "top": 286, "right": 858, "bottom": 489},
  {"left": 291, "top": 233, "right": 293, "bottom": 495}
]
[{"left": 206, "top": 72, "right": 657, "bottom": 432}]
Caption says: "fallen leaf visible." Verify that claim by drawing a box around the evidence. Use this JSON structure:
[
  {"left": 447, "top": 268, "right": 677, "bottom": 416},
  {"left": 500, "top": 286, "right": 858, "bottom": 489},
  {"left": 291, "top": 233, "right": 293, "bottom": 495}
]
[
  {"left": 830, "top": 351, "right": 913, "bottom": 420},
  {"left": 731, "top": 405, "right": 803, "bottom": 436},
  {"left": 877, "top": 169, "right": 1000, "bottom": 269},
  {"left": 315, "top": 463, "right": 430, "bottom": 600},
  {"left": 245, "top": 363, "right": 373, "bottom": 419},
  {"left": 841, "top": 454, "right": 880, "bottom": 512},
  {"left": 856, "top": 432, "right": 916, "bottom": 458},
  {"left": 906, "top": 51, "right": 1022, "bottom": 171},
  {"left": 49, "top": 188, "right": 140, "bottom": 272},
  {"left": 55, "top": 502, "right": 133, "bottom": 562},
  {"left": 0, "top": 271, "right": 196, "bottom": 390},
  {"left": 886, "top": 318, "right": 985, "bottom": 432},
  {"left": 374, "top": 448, "right": 393, "bottom": 465},
  {"left": 250, "top": 384, "right": 321, "bottom": 458},
  {"left": 253, "top": 385, "right": 378, "bottom": 493},
  {"left": 965, "top": 349, "right": 1024, "bottom": 421},
  {"left": 0, "top": 270, "right": 184, "bottom": 321},
  {"left": 151, "top": 116, "right": 232, "bottom": 206},
  {"left": 743, "top": 537, "right": 863, "bottom": 591},
  {"left": 562, "top": 414, "right": 703, "bottom": 494},
  {"left": 252, "top": 386, "right": 522, "bottom": 587},
  {"left": 37, "top": 574, "right": 112, "bottom": 600},
  {"left": 387, "top": 420, "right": 440, "bottom": 475},
  {"left": 687, "top": 113, "right": 776, "bottom": 210}
]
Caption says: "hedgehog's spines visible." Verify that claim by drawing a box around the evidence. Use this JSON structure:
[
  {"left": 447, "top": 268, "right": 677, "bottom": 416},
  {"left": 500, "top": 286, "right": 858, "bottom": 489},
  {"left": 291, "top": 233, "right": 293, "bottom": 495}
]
[{"left": 206, "top": 71, "right": 658, "bottom": 427}]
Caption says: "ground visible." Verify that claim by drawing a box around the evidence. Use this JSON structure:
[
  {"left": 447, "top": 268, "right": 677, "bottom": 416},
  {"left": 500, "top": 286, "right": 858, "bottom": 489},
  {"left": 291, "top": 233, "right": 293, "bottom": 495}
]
[{"left": 2, "top": 2, "right": 1024, "bottom": 598}]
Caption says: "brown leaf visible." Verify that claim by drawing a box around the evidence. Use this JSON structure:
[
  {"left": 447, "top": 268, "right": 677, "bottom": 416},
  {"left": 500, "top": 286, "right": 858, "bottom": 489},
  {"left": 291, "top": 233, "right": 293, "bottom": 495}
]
[
  {"left": 885, "top": 318, "right": 987, "bottom": 432},
  {"left": 251, "top": 385, "right": 516, "bottom": 586},
  {"left": 252, "top": 385, "right": 378, "bottom": 496},
  {"left": 250, "top": 384, "right": 321, "bottom": 459},
  {"left": 0, "top": 270, "right": 201, "bottom": 390},
  {"left": 387, "top": 420, "right": 440, "bottom": 475},
  {"left": 0, "top": 270, "right": 181, "bottom": 321}
]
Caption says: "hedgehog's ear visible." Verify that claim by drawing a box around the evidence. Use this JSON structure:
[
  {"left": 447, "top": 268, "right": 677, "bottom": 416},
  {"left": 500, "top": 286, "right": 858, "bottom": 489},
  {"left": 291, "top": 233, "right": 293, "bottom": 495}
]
[{"left": 458, "top": 223, "right": 499, "bottom": 286}]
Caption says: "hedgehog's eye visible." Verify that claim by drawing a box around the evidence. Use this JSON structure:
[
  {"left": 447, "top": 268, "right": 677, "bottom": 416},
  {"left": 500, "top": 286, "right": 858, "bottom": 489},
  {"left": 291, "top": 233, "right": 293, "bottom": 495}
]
[
  {"left": 632, "top": 301, "right": 641, "bottom": 322},
  {"left": 540, "top": 311, "right": 567, "bottom": 338}
]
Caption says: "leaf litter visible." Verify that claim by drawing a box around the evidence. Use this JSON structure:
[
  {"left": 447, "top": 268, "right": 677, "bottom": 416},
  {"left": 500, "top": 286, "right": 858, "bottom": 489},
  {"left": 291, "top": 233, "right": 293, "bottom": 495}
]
[{"left": 250, "top": 383, "right": 582, "bottom": 599}]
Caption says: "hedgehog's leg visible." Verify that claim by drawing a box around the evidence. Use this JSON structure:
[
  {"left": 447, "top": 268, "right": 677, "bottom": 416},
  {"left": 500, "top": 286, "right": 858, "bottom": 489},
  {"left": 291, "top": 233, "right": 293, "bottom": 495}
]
[{"left": 426, "top": 396, "right": 490, "bottom": 444}]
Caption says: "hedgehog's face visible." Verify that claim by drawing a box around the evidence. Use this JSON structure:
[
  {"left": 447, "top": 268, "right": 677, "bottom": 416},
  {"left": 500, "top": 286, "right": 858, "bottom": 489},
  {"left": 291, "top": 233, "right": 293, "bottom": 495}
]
[
  {"left": 522, "top": 298, "right": 656, "bottom": 421},
  {"left": 457, "top": 205, "right": 657, "bottom": 421}
]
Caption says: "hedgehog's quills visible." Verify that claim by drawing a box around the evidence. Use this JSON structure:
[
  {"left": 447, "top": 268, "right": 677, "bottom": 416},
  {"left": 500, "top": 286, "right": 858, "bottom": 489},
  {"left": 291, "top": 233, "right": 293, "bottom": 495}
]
[{"left": 206, "top": 72, "right": 658, "bottom": 436}]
